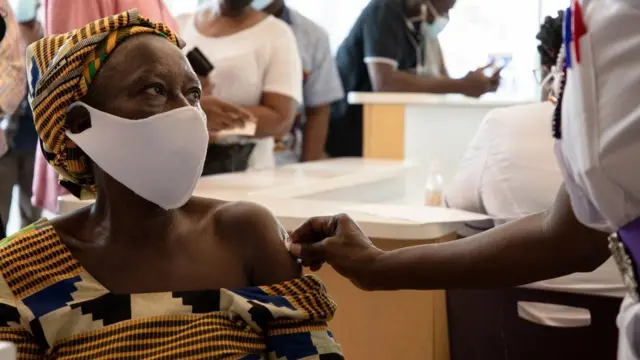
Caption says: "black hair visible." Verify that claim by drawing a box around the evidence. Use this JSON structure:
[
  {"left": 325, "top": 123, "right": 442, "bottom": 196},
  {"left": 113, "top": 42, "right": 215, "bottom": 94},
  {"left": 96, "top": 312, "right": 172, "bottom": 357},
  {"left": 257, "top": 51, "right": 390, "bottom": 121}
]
[
  {"left": 0, "top": 8, "right": 7, "bottom": 43},
  {"left": 536, "top": 10, "right": 565, "bottom": 68}
]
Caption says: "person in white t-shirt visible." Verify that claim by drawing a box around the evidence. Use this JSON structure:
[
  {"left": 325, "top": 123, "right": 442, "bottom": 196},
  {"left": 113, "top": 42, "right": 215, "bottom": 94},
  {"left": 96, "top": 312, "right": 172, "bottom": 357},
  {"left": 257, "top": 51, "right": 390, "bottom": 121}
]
[
  {"left": 445, "top": 10, "right": 624, "bottom": 328},
  {"left": 177, "top": 0, "right": 302, "bottom": 175}
]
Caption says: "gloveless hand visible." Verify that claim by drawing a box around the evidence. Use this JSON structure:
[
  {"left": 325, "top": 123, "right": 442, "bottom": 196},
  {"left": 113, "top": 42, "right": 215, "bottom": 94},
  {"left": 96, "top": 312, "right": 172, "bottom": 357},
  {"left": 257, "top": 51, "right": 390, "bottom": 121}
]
[
  {"left": 287, "top": 214, "right": 384, "bottom": 291},
  {"left": 200, "top": 95, "right": 255, "bottom": 142},
  {"left": 459, "top": 64, "right": 499, "bottom": 98}
]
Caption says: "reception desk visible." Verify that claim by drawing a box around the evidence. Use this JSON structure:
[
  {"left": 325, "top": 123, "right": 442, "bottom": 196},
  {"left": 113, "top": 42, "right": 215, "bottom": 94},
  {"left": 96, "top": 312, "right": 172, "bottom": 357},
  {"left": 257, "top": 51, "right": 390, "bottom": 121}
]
[
  {"left": 350, "top": 92, "right": 524, "bottom": 185},
  {"left": 58, "top": 158, "right": 489, "bottom": 360}
]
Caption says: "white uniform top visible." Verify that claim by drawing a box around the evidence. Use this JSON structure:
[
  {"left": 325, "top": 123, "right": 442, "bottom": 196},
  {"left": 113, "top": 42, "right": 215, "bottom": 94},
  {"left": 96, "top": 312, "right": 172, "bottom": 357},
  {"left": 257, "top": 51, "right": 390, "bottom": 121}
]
[
  {"left": 557, "top": 0, "right": 640, "bottom": 357},
  {"left": 177, "top": 11, "right": 303, "bottom": 170}
]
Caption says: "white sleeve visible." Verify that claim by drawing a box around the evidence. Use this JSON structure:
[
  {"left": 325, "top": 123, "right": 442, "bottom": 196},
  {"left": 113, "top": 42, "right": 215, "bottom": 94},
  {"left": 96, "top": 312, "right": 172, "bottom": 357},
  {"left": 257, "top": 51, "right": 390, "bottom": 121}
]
[
  {"left": 445, "top": 115, "right": 495, "bottom": 213},
  {"left": 262, "top": 23, "right": 303, "bottom": 105},
  {"left": 445, "top": 109, "right": 502, "bottom": 235}
]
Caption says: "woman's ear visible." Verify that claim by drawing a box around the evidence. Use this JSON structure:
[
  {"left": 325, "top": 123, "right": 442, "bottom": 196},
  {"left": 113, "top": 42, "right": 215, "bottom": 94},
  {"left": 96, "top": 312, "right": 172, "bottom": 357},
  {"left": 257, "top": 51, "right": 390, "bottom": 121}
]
[{"left": 66, "top": 106, "right": 92, "bottom": 134}]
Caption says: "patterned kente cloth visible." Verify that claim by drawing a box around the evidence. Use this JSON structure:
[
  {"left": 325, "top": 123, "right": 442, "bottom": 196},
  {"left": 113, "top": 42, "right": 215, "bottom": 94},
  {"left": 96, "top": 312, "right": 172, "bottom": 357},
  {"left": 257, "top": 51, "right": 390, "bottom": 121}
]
[
  {"left": 0, "top": 219, "right": 343, "bottom": 359},
  {"left": 25, "top": 9, "right": 182, "bottom": 199}
]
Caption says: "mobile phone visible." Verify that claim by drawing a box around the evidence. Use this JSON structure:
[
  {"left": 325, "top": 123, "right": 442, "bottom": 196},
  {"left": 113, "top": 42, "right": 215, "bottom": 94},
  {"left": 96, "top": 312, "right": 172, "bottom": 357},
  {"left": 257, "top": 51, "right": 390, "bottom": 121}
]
[
  {"left": 484, "top": 53, "right": 512, "bottom": 77},
  {"left": 186, "top": 47, "right": 214, "bottom": 77},
  {"left": 491, "top": 65, "right": 506, "bottom": 78}
]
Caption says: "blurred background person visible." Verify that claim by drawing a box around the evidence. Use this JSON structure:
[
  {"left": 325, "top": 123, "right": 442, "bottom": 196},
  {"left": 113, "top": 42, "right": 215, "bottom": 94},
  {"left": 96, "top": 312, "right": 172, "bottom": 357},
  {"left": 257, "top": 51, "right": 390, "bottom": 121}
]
[
  {"left": 178, "top": 0, "right": 302, "bottom": 175},
  {"left": 0, "top": 0, "right": 23, "bottom": 119},
  {"left": 31, "top": 0, "right": 179, "bottom": 215},
  {"left": 445, "top": 10, "right": 624, "bottom": 328},
  {"left": 0, "top": 0, "right": 26, "bottom": 235},
  {"left": 44, "top": 0, "right": 178, "bottom": 35},
  {"left": 255, "top": 0, "right": 344, "bottom": 165},
  {"left": 0, "top": 0, "right": 42, "bottom": 233},
  {"left": 326, "top": 0, "right": 501, "bottom": 158}
]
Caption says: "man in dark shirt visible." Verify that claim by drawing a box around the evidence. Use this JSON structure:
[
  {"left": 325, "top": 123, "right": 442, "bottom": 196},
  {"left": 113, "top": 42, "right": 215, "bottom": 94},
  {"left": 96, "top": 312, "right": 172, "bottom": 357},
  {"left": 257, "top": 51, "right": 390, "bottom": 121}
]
[{"left": 327, "top": 0, "right": 500, "bottom": 157}]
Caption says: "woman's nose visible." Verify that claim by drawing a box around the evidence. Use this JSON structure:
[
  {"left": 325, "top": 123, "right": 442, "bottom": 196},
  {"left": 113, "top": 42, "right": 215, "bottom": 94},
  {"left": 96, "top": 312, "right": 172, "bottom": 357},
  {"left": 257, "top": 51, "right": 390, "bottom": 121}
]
[{"left": 165, "top": 92, "right": 192, "bottom": 112}]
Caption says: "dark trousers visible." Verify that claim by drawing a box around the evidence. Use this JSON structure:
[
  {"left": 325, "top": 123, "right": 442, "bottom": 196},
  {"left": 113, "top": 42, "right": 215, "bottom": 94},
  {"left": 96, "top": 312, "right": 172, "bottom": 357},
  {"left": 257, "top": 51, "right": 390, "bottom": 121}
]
[
  {"left": 0, "top": 149, "right": 41, "bottom": 231},
  {"left": 0, "top": 214, "right": 5, "bottom": 239},
  {"left": 201, "top": 143, "right": 256, "bottom": 176}
]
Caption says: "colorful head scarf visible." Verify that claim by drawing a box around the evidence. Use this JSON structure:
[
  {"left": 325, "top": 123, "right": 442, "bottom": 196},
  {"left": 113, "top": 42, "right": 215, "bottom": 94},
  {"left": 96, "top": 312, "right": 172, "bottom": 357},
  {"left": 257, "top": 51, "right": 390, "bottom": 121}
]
[{"left": 26, "top": 9, "right": 184, "bottom": 198}]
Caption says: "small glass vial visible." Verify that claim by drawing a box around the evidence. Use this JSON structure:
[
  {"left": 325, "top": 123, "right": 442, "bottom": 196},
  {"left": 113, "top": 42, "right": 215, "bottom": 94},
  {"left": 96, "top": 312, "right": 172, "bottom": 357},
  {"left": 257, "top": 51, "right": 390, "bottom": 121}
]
[{"left": 425, "top": 162, "right": 444, "bottom": 206}]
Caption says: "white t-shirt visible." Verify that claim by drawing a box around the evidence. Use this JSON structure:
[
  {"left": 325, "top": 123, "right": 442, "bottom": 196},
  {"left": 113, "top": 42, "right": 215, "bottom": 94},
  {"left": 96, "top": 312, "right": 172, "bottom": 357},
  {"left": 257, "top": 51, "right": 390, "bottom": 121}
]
[
  {"left": 445, "top": 102, "right": 624, "bottom": 327},
  {"left": 177, "top": 13, "right": 303, "bottom": 170}
]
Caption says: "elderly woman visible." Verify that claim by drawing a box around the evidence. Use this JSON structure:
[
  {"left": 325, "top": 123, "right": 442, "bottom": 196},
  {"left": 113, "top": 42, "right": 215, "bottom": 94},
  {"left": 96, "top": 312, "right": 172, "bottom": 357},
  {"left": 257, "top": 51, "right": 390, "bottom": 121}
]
[{"left": 0, "top": 10, "right": 342, "bottom": 359}]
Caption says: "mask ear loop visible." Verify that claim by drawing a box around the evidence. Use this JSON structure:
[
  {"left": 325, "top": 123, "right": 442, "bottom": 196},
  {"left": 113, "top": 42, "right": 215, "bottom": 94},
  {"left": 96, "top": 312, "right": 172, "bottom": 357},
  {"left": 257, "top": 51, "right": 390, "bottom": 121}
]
[
  {"left": 420, "top": 4, "right": 428, "bottom": 22},
  {"left": 540, "top": 69, "right": 555, "bottom": 89},
  {"left": 425, "top": 1, "right": 440, "bottom": 21}
]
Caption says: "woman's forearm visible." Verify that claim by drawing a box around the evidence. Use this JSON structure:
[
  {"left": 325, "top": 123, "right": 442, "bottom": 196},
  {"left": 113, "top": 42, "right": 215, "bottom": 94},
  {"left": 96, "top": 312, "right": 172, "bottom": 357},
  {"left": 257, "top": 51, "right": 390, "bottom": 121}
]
[
  {"left": 244, "top": 105, "right": 293, "bottom": 137},
  {"left": 301, "top": 105, "right": 330, "bottom": 162},
  {"left": 367, "top": 188, "right": 611, "bottom": 291}
]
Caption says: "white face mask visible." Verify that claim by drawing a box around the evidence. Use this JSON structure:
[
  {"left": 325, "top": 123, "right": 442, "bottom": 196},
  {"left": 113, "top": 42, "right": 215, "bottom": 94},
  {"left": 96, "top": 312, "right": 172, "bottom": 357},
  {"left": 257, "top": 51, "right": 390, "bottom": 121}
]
[
  {"left": 251, "top": 0, "right": 272, "bottom": 10},
  {"left": 424, "top": 1, "right": 449, "bottom": 37},
  {"left": 66, "top": 103, "right": 208, "bottom": 210}
]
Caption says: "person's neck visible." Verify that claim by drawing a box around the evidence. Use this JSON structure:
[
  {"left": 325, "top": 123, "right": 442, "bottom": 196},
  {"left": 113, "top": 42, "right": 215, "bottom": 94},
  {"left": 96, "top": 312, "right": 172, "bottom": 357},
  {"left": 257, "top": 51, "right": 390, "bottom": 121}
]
[
  {"left": 220, "top": 6, "right": 254, "bottom": 20},
  {"left": 263, "top": 0, "right": 285, "bottom": 18},
  {"left": 402, "top": 0, "right": 423, "bottom": 18},
  {"left": 89, "top": 187, "right": 180, "bottom": 246}
]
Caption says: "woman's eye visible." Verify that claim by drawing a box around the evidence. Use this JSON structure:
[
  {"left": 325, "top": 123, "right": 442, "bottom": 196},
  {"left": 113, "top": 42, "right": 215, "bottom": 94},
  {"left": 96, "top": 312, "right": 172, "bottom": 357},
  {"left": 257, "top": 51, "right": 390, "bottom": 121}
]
[
  {"left": 187, "top": 89, "right": 202, "bottom": 102},
  {"left": 145, "top": 85, "right": 166, "bottom": 96}
]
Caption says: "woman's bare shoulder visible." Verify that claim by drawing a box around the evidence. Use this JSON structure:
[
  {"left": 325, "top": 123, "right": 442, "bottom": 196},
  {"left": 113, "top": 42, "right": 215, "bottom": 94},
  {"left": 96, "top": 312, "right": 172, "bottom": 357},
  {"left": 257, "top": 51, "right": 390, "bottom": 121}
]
[{"left": 199, "top": 198, "right": 301, "bottom": 285}]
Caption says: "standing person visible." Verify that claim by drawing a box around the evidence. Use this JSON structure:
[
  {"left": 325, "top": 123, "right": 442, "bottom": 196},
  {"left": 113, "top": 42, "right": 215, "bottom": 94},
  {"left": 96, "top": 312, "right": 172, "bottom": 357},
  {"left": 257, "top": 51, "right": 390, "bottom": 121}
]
[
  {"left": 177, "top": 0, "right": 302, "bottom": 174},
  {"left": 0, "top": 0, "right": 23, "bottom": 119},
  {"left": 327, "top": 0, "right": 500, "bottom": 158},
  {"left": 44, "top": 0, "right": 179, "bottom": 35},
  {"left": 254, "top": 0, "right": 344, "bottom": 165},
  {"left": 289, "top": 0, "right": 640, "bottom": 356},
  {"left": 446, "top": 10, "right": 623, "bottom": 328},
  {"left": 0, "top": 0, "right": 25, "bottom": 235},
  {"left": 0, "top": 0, "right": 42, "bottom": 232}
]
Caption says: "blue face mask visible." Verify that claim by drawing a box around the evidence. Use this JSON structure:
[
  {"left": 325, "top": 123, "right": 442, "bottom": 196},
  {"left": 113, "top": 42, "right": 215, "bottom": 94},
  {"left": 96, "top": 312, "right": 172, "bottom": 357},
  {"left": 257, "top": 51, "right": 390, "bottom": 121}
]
[
  {"left": 423, "top": 1, "right": 449, "bottom": 37},
  {"left": 425, "top": 15, "right": 449, "bottom": 37},
  {"left": 251, "top": 0, "right": 272, "bottom": 10},
  {"left": 9, "top": 0, "right": 38, "bottom": 23}
]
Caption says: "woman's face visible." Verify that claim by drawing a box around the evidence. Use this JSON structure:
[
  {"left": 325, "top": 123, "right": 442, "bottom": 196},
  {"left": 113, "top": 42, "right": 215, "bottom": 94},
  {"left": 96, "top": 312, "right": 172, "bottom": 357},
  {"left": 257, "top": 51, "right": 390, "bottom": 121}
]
[
  {"left": 70, "top": 34, "right": 202, "bottom": 124},
  {"left": 65, "top": 34, "right": 204, "bottom": 192}
]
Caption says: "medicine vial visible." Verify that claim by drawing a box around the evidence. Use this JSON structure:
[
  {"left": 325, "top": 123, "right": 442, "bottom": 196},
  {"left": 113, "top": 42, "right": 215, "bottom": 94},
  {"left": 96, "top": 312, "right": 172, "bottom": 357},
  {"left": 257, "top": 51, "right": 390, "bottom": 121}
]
[{"left": 425, "top": 162, "right": 444, "bottom": 207}]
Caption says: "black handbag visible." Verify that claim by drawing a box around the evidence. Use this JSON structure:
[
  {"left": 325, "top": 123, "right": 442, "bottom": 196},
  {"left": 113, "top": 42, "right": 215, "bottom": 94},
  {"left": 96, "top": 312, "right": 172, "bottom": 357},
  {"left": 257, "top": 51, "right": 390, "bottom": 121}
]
[{"left": 201, "top": 143, "right": 256, "bottom": 176}]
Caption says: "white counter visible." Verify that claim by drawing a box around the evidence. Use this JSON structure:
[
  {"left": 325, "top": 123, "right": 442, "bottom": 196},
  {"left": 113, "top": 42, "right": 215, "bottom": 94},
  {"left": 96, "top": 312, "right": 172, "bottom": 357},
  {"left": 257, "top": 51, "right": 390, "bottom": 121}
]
[
  {"left": 348, "top": 92, "right": 524, "bottom": 108},
  {"left": 349, "top": 92, "right": 526, "bottom": 188},
  {"left": 58, "top": 158, "right": 489, "bottom": 241}
]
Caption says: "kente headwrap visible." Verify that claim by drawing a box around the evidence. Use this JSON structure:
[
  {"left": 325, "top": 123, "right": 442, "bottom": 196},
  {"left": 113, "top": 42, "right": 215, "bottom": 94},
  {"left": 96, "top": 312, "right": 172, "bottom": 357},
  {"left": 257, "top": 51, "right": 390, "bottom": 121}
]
[{"left": 26, "top": 9, "right": 185, "bottom": 199}]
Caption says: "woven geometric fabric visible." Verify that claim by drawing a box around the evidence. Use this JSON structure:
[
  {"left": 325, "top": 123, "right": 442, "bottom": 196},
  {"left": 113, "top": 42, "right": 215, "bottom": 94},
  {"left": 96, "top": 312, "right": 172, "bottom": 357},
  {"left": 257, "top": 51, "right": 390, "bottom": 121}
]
[{"left": 0, "top": 220, "right": 343, "bottom": 359}]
